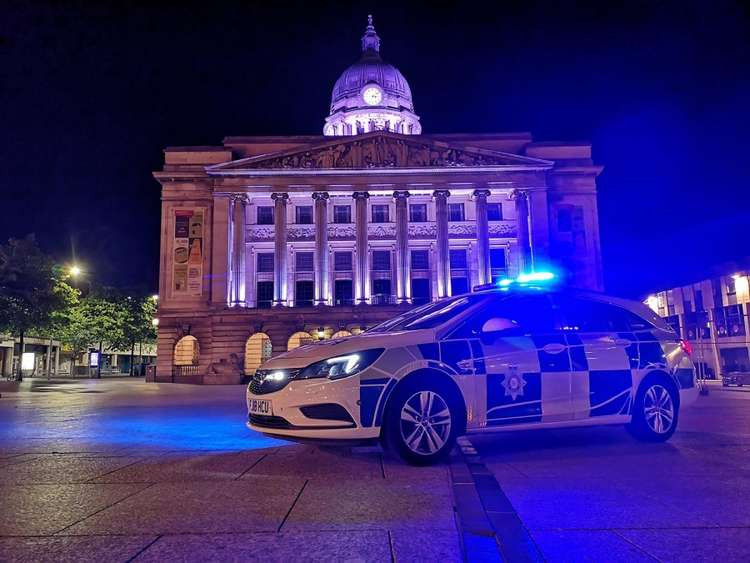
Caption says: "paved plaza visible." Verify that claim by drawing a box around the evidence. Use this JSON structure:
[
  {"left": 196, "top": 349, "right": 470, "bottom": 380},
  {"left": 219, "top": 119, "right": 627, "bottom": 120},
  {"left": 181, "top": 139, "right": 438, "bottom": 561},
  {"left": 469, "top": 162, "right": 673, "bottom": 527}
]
[{"left": 0, "top": 379, "right": 748, "bottom": 562}]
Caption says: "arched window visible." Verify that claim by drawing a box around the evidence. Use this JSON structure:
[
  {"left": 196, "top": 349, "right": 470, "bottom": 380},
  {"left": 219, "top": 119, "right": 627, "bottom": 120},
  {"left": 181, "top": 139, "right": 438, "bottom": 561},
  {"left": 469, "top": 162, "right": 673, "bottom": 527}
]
[
  {"left": 245, "top": 333, "right": 272, "bottom": 375},
  {"left": 287, "top": 331, "right": 313, "bottom": 351},
  {"left": 331, "top": 330, "right": 352, "bottom": 340},
  {"left": 174, "top": 336, "right": 199, "bottom": 366}
]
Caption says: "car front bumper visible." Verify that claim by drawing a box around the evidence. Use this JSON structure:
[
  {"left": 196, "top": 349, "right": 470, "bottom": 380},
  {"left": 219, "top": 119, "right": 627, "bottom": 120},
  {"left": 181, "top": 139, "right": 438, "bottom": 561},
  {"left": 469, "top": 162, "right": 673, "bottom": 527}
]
[{"left": 245, "top": 374, "right": 381, "bottom": 442}]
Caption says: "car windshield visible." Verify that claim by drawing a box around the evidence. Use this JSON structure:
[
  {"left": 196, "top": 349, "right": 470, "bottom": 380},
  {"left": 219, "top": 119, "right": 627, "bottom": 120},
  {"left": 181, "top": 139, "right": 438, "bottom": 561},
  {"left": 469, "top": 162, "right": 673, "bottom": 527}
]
[{"left": 368, "top": 294, "right": 487, "bottom": 333}]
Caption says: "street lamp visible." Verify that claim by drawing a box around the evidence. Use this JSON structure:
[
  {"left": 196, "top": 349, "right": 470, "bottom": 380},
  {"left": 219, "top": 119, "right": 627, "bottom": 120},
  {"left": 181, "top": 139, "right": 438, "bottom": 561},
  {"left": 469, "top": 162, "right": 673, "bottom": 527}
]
[{"left": 69, "top": 264, "right": 82, "bottom": 278}]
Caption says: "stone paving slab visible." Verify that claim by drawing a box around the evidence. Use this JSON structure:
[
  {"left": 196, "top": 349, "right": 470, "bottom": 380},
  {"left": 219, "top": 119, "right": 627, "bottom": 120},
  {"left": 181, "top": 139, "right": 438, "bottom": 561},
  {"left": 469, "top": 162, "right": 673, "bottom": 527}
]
[
  {"left": 528, "top": 530, "right": 654, "bottom": 562},
  {"left": 133, "top": 531, "right": 392, "bottom": 562},
  {"left": 617, "top": 527, "right": 750, "bottom": 562},
  {"left": 0, "top": 534, "right": 157, "bottom": 563},
  {"left": 390, "top": 528, "right": 463, "bottom": 561},
  {"left": 0, "top": 454, "right": 147, "bottom": 484},
  {"left": 0, "top": 483, "right": 149, "bottom": 536},
  {"left": 283, "top": 477, "right": 456, "bottom": 532},
  {"left": 91, "top": 450, "right": 266, "bottom": 483},
  {"left": 246, "top": 446, "right": 384, "bottom": 480},
  {"left": 62, "top": 478, "right": 306, "bottom": 536}
]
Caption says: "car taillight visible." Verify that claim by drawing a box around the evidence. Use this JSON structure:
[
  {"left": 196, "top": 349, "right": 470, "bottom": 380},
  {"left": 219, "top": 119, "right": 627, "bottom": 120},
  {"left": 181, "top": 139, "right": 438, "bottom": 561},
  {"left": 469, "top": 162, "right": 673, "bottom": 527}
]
[{"left": 680, "top": 339, "right": 693, "bottom": 357}]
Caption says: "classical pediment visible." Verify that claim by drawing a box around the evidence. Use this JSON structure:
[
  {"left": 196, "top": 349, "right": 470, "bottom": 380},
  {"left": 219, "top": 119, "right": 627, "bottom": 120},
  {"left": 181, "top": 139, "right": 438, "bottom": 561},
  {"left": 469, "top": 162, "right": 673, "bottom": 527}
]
[{"left": 208, "top": 131, "right": 552, "bottom": 172}]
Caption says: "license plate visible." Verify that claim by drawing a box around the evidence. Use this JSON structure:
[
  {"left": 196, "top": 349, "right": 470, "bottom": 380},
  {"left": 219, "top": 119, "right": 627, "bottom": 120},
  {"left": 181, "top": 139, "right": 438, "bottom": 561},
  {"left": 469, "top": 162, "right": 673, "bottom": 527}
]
[{"left": 249, "top": 399, "right": 273, "bottom": 416}]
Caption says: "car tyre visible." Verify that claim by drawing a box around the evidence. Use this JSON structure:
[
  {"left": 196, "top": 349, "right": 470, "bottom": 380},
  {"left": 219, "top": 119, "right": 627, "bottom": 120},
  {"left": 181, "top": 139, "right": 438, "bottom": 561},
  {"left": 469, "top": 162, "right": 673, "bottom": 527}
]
[
  {"left": 627, "top": 376, "right": 679, "bottom": 442},
  {"left": 383, "top": 378, "right": 459, "bottom": 466}
]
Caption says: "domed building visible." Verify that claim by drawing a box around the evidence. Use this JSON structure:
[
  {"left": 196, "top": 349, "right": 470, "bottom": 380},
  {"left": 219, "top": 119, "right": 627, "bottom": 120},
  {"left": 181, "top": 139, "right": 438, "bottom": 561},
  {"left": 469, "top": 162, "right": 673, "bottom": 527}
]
[
  {"left": 151, "top": 16, "right": 604, "bottom": 384},
  {"left": 324, "top": 16, "right": 421, "bottom": 136}
]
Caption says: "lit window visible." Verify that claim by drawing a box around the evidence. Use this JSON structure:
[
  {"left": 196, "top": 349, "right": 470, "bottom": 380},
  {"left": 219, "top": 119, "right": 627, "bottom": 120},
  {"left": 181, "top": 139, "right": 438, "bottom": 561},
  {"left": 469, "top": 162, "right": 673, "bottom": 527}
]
[
  {"left": 448, "top": 203, "right": 465, "bottom": 222},
  {"left": 409, "top": 204, "right": 427, "bottom": 222},
  {"left": 295, "top": 252, "right": 314, "bottom": 272},
  {"left": 257, "top": 206, "right": 274, "bottom": 225},
  {"left": 257, "top": 253, "right": 274, "bottom": 273},
  {"left": 372, "top": 204, "right": 390, "bottom": 223},
  {"left": 334, "top": 205, "right": 351, "bottom": 224},
  {"left": 334, "top": 252, "right": 352, "bottom": 271},
  {"left": 295, "top": 206, "right": 313, "bottom": 224},
  {"left": 487, "top": 203, "right": 503, "bottom": 221},
  {"left": 450, "top": 249, "right": 467, "bottom": 269},
  {"left": 372, "top": 250, "right": 391, "bottom": 271},
  {"left": 411, "top": 250, "right": 429, "bottom": 270}
]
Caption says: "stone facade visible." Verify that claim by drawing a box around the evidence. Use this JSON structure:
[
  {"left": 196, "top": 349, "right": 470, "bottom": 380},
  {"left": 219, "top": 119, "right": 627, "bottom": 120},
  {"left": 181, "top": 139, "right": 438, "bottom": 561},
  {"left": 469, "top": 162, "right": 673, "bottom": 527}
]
[{"left": 152, "top": 132, "right": 603, "bottom": 384}]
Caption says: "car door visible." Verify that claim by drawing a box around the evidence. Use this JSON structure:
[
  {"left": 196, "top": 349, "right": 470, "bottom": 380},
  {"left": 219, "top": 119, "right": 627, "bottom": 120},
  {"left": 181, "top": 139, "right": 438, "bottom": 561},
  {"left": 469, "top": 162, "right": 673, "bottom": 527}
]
[
  {"left": 446, "top": 293, "right": 571, "bottom": 428},
  {"left": 553, "top": 295, "right": 634, "bottom": 420}
]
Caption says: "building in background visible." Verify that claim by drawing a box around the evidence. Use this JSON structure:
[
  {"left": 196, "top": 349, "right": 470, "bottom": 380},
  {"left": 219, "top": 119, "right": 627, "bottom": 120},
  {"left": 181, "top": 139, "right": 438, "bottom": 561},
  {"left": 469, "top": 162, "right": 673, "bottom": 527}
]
[
  {"left": 646, "top": 264, "right": 750, "bottom": 378},
  {"left": 152, "top": 17, "right": 604, "bottom": 384}
]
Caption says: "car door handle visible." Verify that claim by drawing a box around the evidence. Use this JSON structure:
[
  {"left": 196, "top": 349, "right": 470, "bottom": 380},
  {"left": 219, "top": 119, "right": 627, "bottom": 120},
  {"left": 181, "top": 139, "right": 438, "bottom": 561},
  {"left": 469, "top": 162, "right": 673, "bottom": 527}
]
[
  {"left": 542, "top": 343, "right": 566, "bottom": 355},
  {"left": 613, "top": 338, "right": 632, "bottom": 347}
]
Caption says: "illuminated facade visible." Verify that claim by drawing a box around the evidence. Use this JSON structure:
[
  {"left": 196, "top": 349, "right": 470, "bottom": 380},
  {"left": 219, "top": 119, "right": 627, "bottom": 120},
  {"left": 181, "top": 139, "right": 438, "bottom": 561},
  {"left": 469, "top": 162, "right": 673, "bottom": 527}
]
[
  {"left": 647, "top": 267, "right": 750, "bottom": 378},
  {"left": 152, "top": 17, "right": 604, "bottom": 383}
]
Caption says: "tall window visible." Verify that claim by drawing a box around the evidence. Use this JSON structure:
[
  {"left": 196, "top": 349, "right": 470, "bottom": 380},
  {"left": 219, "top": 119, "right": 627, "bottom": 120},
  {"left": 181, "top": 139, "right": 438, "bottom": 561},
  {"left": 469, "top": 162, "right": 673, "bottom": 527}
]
[
  {"left": 334, "top": 251, "right": 353, "bottom": 271},
  {"left": 372, "top": 250, "right": 391, "bottom": 271},
  {"left": 490, "top": 248, "right": 506, "bottom": 270},
  {"left": 409, "top": 203, "right": 427, "bottom": 222},
  {"left": 372, "top": 279, "right": 392, "bottom": 304},
  {"left": 372, "top": 204, "right": 390, "bottom": 223},
  {"left": 256, "top": 281, "right": 273, "bottom": 308},
  {"left": 727, "top": 276, "right": 737, "bottom": 295},
  {"left": 448, "top": 203, "right": 465, "bottom": 222},
  {"left": 451, "top": 277, "right": 469, "bottom": 295},
  {"left": 487, "top": 203, "right": 503, "bottom": 221},
  {"left": 295, "top": 252, "right": 314, "bottom": 272},
  {"left": 334, "top": 279, "right": 353, "bottom": 305},
  {"left": 295, "top": 206, "right": 313, "bottom": 224},
  {"left": 333, "top": 205, "right": 351, "bottom": 224},
  {"left": 411, "top": 279, "right": 431, "bottom": 305},
  {"left": 257, "top": 253, "right": 274, "bottom": 273},
  {"left": 295, "top": 281, "right": 314, "bottom": 307},
  {"left": 411, "top": 250, "right": 429, "bottom": 270},
  {"left": 450, "top": 249, "right": 467, "bottom": 269},
  {"left": 257, "top": 206, "right": 274, "bottom": 225},
  {"left": 557, "top": 208, "right": 572, "bottom": 232}
]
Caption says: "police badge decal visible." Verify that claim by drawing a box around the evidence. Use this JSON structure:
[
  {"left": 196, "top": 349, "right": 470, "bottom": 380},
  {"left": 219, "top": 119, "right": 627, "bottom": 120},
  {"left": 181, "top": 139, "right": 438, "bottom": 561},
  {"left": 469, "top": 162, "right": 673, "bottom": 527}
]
[{"left": 502, "top": 367, "right": 527, "bottom": 401}]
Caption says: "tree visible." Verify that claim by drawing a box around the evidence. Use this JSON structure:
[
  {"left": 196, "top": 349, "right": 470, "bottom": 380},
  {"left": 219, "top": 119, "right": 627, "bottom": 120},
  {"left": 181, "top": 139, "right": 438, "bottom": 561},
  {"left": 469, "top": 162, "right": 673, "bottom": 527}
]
[
  {"left": 112, "top": 295, "right": 157, "bottom": 375},
  {"left": 0, "top": 236, "right": 77, "bottom": 380}
]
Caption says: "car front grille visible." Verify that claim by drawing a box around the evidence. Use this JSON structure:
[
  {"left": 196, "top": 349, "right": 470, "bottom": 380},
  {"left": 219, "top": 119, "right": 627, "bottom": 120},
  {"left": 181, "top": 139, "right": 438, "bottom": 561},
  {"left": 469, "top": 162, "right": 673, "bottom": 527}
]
[
  {"left": 249, "top": 369, "right": 301, "bottom": 395},
  {"left": 248, "top": 413, "right": 292, "bottom": 429}
]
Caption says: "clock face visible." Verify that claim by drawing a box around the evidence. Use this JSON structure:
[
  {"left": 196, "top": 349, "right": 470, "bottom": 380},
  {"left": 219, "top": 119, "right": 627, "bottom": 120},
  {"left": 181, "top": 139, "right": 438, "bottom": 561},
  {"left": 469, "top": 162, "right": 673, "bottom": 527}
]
[{"left": 362, "top": 86, "right": 382, "bottom": 106}]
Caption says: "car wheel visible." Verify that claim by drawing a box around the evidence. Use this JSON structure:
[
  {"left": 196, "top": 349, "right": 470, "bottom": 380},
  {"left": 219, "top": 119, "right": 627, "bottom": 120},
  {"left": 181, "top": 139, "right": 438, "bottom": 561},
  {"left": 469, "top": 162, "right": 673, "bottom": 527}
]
[
  {"left": 384, "top": 379, "right": 458, "bottom": 466},
  {"left": 627, "top": 377, "right": 679, "bottom": 442}
]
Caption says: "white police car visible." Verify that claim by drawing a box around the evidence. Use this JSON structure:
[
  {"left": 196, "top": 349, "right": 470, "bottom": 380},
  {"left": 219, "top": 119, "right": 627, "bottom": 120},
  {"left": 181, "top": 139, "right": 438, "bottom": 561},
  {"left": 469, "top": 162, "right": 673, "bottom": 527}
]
[{"left": 247, "top": 275, "right": 698, "bottom": 465}]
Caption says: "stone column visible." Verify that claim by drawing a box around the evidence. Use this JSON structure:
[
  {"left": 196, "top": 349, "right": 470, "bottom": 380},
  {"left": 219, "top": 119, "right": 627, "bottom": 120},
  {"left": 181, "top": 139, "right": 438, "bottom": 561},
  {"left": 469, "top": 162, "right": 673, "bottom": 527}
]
[
  {"left": 393, "top": 190, "right": 410, "bottom": 303},
  {"left": 210, "top": 196, "right": 231, "bottom": 305},
  {"left": 229, "top": 194, "right": 247, "bottom": 306},
  {"left": 313, "top": 192, "right": 330, "bottom": 305},
  {"left": 353, "top": 191, "right": 370, "bottom": 304},
  {"left": 433, "top": 190, "right": 451, "bottom": 298},
  {"left": 473, "top": 188, "right": 491, "bottom": 286},
  {"left": 512, "top": 190, "right": 532, "bottom": 273},
  {"left": 271, "top": 192, "right": 289, "bottom": 306}
]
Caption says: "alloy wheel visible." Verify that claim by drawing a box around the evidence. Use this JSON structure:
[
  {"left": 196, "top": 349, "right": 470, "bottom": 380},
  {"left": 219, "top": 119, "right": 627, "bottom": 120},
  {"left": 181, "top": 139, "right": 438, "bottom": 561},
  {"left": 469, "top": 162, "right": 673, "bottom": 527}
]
[
  {"left": 399, "top": 390, "right": 452, "bottom": 455},
  {"left": 643, "top": 384, "right": 675, "bottom": 434}
]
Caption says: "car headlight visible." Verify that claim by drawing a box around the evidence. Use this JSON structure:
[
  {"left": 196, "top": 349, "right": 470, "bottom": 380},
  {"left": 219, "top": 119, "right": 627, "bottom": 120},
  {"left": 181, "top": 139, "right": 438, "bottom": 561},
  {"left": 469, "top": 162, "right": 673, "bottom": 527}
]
[{"left": 297, "top": 349, "right": 384, "bottom": 380}]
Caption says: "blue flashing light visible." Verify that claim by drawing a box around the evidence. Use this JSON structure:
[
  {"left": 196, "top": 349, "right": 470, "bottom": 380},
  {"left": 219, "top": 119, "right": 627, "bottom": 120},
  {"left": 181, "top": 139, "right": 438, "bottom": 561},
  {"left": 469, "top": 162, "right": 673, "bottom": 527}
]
[{"left": 495, "top": 271, "right": 556, "bottom": 288}]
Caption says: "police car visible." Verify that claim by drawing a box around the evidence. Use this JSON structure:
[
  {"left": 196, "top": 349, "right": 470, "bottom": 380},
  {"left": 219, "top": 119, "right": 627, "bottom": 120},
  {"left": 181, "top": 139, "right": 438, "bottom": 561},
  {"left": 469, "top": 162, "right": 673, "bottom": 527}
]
[{"left": 247, "top": 274, "right": 698, "bottom": 465}]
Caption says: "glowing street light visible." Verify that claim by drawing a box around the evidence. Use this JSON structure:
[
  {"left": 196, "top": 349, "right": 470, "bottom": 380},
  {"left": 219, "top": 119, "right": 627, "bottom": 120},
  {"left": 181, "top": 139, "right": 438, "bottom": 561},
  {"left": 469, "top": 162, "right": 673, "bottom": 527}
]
[{"left": 69, "top": 264, "right": 82, "bottom": 278}]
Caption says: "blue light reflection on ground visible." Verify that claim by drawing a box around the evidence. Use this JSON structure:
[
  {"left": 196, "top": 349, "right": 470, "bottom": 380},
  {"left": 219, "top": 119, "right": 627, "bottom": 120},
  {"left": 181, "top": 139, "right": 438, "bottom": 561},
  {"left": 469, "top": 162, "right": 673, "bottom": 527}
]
[{"left": 86, "top": 406, "right": 286, "bottom": 451}]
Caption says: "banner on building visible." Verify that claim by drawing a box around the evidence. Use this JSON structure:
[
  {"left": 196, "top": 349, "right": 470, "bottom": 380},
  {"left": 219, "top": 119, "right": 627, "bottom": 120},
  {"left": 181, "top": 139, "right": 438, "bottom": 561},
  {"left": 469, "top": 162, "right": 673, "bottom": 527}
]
[{"left": 173, "top": 208, "right": 205, "bottom": 296}]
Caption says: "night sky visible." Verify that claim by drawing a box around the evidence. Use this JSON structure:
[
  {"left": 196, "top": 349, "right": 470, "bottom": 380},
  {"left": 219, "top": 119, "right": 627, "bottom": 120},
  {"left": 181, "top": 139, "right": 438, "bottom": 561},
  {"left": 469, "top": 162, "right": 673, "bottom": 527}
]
[{"left": 2, "top": 1, "right": 749, "bottom": 297}]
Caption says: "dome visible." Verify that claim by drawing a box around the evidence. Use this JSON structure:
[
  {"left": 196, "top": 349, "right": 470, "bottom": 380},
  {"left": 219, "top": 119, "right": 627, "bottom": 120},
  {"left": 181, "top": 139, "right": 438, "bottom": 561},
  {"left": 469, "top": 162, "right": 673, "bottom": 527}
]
[
  {"left": 324, "top": 16, "right": 421, "bottom": 136},
  {"left": 330, "top": 57, "right": 414, "bottom": 112}
]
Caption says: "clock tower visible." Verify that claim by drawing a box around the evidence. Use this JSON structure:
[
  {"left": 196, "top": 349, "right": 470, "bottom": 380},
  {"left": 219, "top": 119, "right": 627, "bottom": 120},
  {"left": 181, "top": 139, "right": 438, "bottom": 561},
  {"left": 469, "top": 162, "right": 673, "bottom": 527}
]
[{"left": 324, "top": 15, "right": 421, "bottom": 136}]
